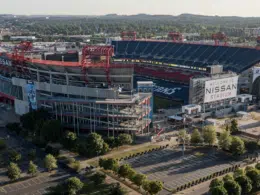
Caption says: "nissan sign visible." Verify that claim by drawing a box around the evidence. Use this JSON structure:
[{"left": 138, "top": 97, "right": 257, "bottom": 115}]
[{"left": 204, "top": 76, "right": 238, "bottom": 103}]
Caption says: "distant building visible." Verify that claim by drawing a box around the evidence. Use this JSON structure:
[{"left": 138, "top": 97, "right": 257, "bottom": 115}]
[{"left": 10, "top": 36, "right": 37, "bottom": 41}]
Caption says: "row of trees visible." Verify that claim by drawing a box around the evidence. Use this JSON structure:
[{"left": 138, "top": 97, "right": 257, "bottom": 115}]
[
  {"left": 8, "top": 109, "right": 134, "bottom": 158},
  {"left": 181, "top": 124, "right": 247, "bottom": 156},
  {"left": 7, "top": 154, "right": 57, "bottom": 181},
  {"left": 99, "top": 158, "right": 163, "bottom": 195},
  {"left": 210, "top": 164, "right": 260, "bottom": 195}
]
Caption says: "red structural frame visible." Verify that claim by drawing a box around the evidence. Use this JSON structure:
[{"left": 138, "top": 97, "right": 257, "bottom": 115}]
[
  {"left": 168, "top": 32, "right": 183, "bottom": 42},
  {"left": 11, "top": 41, "right": 33, "bottom": 75},
  {"left": 212, "top": 32, "right": 228, "bottom": 46},
  {"left": 121, "top": 31, "right": 137, "bottom": 41},
  {"left": 81, "top": 45, "right": 114, "bottom": 85}
]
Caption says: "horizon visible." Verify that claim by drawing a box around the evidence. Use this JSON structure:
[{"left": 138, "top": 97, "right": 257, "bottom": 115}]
[{"left": 1, "top": 0, "right": 260, "bottom": 17}]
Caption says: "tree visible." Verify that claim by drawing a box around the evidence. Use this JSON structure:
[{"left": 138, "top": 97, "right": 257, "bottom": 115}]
[
  {"left": 99, "top": 158, "right": 119, "bottom": 173},
  {"left": 218, "top": 130, "right": 232, "bottom": 150},
  {"left": 91, "top": 172, "right": 106, "bottom": 185},
  {"left": 143, "top": 180, "right": 163, "bottom": 195},
  {"left": 224, "top": 179, "right": 241, "bottom": 195},
  {"left": 118, "top": 164, "right": 132, "bottom": 179},
  {"left": 41, "top": 120, "right": 63, "bottom": 143},
  {"left": 190, "top": 129, "right": 202, "bottom": 145},
  {"left": 246, "top": 168, "right": 260, "bottom": 189},
  {"left": 127, "top": 168, "right": 136, "bottom": 181},
  {"left": 85, "top": 133, "right": 107, "bottom": 157},
  {"left": 105, "top": 137, "right": 116, "bottom": 148},
  {"left": 44, "top": 154, "right": 57, "bottom": 171},
  {"left": 8, "top": 150, "right": 22, "bottom": 162},
  {"left": 109, "top": 183, "right": 127, "bottom": 195},
  {"left": 210, "top": 178, "right": 224, "bottom": 188},
  {"left": 0, "top": 140, "right": 6, "bottom": 150},
  {"left": 245, "top": 141, "right": 258, "bottom": 153},
  {"left": 235, "top": 175, "right": 252, "bottom": 194},
  {"left": 66, "top": 177, "right": 84, "bottom": 195},
  {"left": 102, "top": 142, "right": 110, "bottom": 154},
  {"left": 117, "top": 134, "right": 133, "bottom": 146},
  {"left": 230, "top": 136, "right": 245, "bottom": 156},
  {"left": 223, "top": 174, "right": 233, "bottom": 182},
  {"left": 230, "top": 119, "right": 239, "bottom": 134},
  {"left": 27, "top": 161, "right": 38, "bottom": 176},
  {"left": 210, "top": 186, "right": 228, "bottom": 195},
  {"left": 132, "top": 173, "right": 146, "bottom": 188},
  {"left": 28, "top": 149, "right": 36, "bottom": 161},
  {"left": 233, "top": 168, "right": 244, "bottom": 179},
  {"left": 7, "top": 162, "right": 21, "bottom": 181},
  {"left": 178, "top": 129, "right": 190, "bottom": 144},
  {"left": 256, "top": 163, "right": 260, "bottom": 170},
  {"left": 62, "top": 131, "right": 77, "bottom": 149},
  {"left": 202, "top": 125, "right": 217, "bottom": 146}
]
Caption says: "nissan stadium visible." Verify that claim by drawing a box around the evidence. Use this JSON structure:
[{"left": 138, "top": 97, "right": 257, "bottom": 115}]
[{"left": 0, "top": 32, "right": 260, "bottom": 134}]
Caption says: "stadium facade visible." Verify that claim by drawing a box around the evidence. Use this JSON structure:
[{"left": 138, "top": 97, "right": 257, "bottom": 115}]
[{"left": 0, "top": 44, "right": 152, "bottom": 136}]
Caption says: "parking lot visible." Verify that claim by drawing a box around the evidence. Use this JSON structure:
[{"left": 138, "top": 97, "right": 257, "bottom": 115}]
[{"left": 122, "top": 147, "right": 236, "bottom": 192}]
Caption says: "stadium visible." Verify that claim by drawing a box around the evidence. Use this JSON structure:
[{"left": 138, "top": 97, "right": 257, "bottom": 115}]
[{"left": 0, "top": 32, "right": 260, "bottom": 134}]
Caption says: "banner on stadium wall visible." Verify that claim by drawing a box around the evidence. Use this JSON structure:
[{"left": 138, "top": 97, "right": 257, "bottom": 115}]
[
  {"left": 26, "top": 81, "right": 37, "bottom": 110},
  {"left": 0, "top": 57, "right": 12, "bottom": 66},
  {"left": 204, "top": 76, "right": 238, "bottom": 103},
  {"left": 253, "top": 67, "right": 260, "bottom": 83}
]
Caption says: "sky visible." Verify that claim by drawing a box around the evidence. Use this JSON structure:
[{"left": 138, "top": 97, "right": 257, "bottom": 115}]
[{"left": 1, "top": 0, "right": 260, "bottom": 17}]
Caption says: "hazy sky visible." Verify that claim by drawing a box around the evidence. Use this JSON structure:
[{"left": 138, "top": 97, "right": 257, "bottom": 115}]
[{"left": 1, "top": 0, "right": 260, "bottom": 17}]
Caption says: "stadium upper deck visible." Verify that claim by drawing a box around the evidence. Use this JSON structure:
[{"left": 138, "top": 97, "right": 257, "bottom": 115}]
[{"left": 111, "top": 40, "right": 260, "bottom": 73}]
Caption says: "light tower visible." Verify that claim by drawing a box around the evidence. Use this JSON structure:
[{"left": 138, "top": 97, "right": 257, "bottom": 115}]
[
  {"left": 120, "top": 31, "right": 137, "bottom": 41},
  {"left": 81, "top": 45, "right": 114, "bottom": 85},
  {"left": 168, "top": 32, "right": 183, "bottom": 42},
  {"left": 11, "top": 41, "right": 33, "bottom": 76},
  {"left": 212, "top": 32, "right": 228, "bottom": 46}
]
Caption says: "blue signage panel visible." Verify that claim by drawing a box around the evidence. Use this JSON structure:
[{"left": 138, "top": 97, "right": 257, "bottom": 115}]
[
  {"left": 134, "top": 76, "right": 189, "bottom": 104},
  {"left": 26, "top": 81, "right": 37, "bottom": 110}
]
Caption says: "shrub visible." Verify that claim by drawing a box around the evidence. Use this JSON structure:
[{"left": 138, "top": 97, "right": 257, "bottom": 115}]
[{"left": 0, "top": 140, "right": 6, "bottom": 150}]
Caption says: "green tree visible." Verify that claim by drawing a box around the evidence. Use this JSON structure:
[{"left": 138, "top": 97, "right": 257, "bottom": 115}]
[
  {"left": 202, "top": 125, "right": 217, "bottom": 146},
  {"left": 105, "top": 137, "right": 116, "bottom": 148},
  {"left": 224, "top": 179, "right": 241, "bottom": 195},
  {"left": 144, "top": 180, "right": 163, "bottom": 195},
  {"left": 235, "top": 175, "right": 252, "bottom": 194},
  {"left": 178, "top": 129, "right": 190, "bottom": 144},
  {"left": 210, "top": 186, "right": 228, "bottom": 195},
  {"left": 117, "top": 134, "right": 133, "bottom": 146},
  {"left": 66, "top": 177, "right": 84, "bottom": 195},
  {"left": 142, "top": 180, "right": 151, "bottom": 193},
  {"left": 127, "top": 168, "right": 136, "bottom": 181},
  {"left": 245, "top": 141, "right": 258, "bottom": 153},
  {"left": 99, "top": 158, "right": 119, "bottom": 173},
  {"left": 62, "top": 131, "right": 77, "bottom": 149},
  {"left": 7, "top": 162, "right": 21, "bottom": 181},
  {"left": 28, "top": 149, "right": 36, "bottom": 161},
  {"left": 210, "top": 178, "right": 224, "bottom": 188},
  {"left": 0, "top": 140, "right": 6, "bottom": 150},
  {"left": 91, "top": 172, "right": 106, "bottom": 185},
  {"left": 85, "top": 133, "right": 107, "bottom": 156},
  {"left": 230, "top": 119, "right": 239, "bottom": 134},
  {"left": 118, "top": 164, "right": 132, "bottom": 179},
  {"left": 256, "top": 163, "right": 260, "bottom": 170},
  {"left": 190, "top": 129, "right": 202, "bottom": 145},
  {"left": 44, "top": 154, "right": 57, "bottom": 171},
  {"left": 8, "top": 150, "right": 22, "bottom": 162},
  {"left": 233, "top": 168, "right": 244, "bottom": 179},
  {"left": 230, "top": 136, "right": 245, "bottom": 156},
  {"left": 41, "top": 120, "right": 63, "bottom": 143},
  {"left": 246, "top": 168, "right": 260, "bottom": 189},
  {"left": 223, "top": 174, "right": 234, "bottom": 182},
  {"left": 218, "top": 130, "right": 232, "bottom": 150},
  {"left": 132, "top": 173, "right": 147, "bottom": 188},
  {"left": 27, "top": 161, "right": 38, "bottom": 176},
  {"left": 109, "top": 183, "right": 127, "bottom": 195}
]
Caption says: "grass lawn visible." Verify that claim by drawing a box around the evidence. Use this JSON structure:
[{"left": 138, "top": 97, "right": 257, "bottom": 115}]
[{"left": 87, "top": 144, "right": 161, "bottom": 167}]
